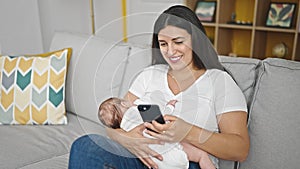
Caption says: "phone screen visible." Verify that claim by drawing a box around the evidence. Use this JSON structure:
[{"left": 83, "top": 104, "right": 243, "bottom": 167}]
[{"left": 137, "top": 104, "right": 165, "bottom": 124}]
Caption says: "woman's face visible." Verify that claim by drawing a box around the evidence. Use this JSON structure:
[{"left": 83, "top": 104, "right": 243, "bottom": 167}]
[{"left": 158, "top": 25, "right": 193, "bottom": 71}]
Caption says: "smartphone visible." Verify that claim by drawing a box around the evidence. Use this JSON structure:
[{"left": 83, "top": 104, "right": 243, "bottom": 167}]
[{"left": 137, "top": 104, "right": 165, "bottom": 124}]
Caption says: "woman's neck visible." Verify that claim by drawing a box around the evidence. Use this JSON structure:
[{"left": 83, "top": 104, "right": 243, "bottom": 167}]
[
  {"left": 168, "top": 67, "right": 205, "bottom": 82},
  {"left": 167, "top": 67, "right": 206, "bottom": 95}
]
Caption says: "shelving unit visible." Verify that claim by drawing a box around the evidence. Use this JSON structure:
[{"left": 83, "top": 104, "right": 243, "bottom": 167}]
[{"left": 185, "top": 0, "right": 300, "bottom": 61}]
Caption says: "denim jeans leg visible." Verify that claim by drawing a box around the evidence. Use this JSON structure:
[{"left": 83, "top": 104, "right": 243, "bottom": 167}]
[
  {"left": 68, "top": 134, "right": 148, "bottom": 169},
  {"left": 189, "top": 161, "right": 201, "bottom": 169}
]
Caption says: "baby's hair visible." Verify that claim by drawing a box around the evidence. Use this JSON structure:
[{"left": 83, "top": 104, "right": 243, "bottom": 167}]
[{"left": 98, "top": 97, "right": 123, "bottom": 129}]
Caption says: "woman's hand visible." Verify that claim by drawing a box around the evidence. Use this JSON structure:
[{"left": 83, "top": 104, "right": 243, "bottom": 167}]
[
  {"left": 144, "top": 115, "right": 193, "bottom": 143},
  {"left": 106, "top": 124, "right": 163, "bottom": 169}
]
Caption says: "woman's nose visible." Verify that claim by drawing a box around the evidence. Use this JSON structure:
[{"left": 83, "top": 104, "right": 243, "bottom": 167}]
[{"left": 167, "top": 44, "right": 176, "bottom": 56}]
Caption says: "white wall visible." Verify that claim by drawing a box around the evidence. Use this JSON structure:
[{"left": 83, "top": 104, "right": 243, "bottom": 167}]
[
  {"left": 126, "top": 0, "right": 183, "bottom": 45},
  {"left": 0, "top": 0, "right": 43, "bottom": 55},
  {"left": 93, "top": 0, "right": 184, "bottom": 44},
  {"left": 94, "top": 0, "right": 123, "bottom": 42},
  {"left": 38, "top": 0, "right": 91, "bottom": 51},
  {"left": 0, "top": 0, "right": 184, "bottom": 54}
]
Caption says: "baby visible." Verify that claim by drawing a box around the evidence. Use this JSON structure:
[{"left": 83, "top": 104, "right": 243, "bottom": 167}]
[{"left": 98, "top": 97, "right": 216, "bottom": 169}]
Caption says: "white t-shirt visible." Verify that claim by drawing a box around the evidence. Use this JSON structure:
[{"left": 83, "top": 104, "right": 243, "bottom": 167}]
[
  {"left": 129, "top": 64, "right": 247, "bottom": 167},
  {"left": 120, "top": 101, "right": 189, "bottom": 169}
]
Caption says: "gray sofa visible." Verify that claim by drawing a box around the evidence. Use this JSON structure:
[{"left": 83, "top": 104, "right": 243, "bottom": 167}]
[{"left": 0, "top": 31, "right": 299, "bottom": 169}]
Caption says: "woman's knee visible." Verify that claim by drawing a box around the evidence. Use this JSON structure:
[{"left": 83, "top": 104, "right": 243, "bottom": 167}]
[
  {"left": 69, "top": 134, "right": 144, "bottom": 169},
  {"left": 69, "top": 134, "right": 109, "bottom": 167},
  {"left": 70, "top": 134, "right": 106, "bottom": 157},
  {"left": 70, "top": 134, "right": 133, "bottom": 158},
  {"left": 71, "top": 134, "right": 92, "bottom": 150}
]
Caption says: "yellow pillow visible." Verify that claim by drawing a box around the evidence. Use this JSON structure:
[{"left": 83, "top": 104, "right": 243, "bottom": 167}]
[{"left": 0, "top": 48, "right": 72, "bottom": 125}]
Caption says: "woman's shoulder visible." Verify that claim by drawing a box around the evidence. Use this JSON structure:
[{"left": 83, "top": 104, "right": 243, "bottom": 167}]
[
  {"left": 206, "top": 69, "right": 226, "bottom": 77},
  {"left": 205, "top": 69, "right": 234, "bottom": 82}
]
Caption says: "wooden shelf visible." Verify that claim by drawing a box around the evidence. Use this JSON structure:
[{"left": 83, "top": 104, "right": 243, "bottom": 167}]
[
  {"left": 219, "top": 24, "right": 253, "bottom": 30},
  {"left": 202, "top": 23, "right": 217, "bottom": 27},
  {"left": 185, "top": 0, "right": 300, "bottom": 61},
  {"left": 255, "top": 26, "right": 297, "bottom": 33}
]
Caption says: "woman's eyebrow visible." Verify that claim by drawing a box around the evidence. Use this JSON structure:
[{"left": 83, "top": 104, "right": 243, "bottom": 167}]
[
  {"left": 172, "top": 37, "right": 185, "bottom": 41},
  {"left": 158, "top": 37, "right": 186, "bottom": 42}
]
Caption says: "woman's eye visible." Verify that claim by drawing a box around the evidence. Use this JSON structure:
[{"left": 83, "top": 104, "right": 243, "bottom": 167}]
[
  {"left": 159, "top": 43, "right": 167, "bottom": 47},
  {"left": 174, "top": 41, "right": 183, "bottom": 44}
]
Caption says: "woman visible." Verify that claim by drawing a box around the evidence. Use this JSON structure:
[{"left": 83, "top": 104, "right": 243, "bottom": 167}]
[{"left": 69, "top": 5, "right": 249, "bottom": 169}]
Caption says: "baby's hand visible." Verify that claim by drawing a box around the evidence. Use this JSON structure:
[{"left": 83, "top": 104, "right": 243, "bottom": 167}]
[
  {"left": 164, "top": 100, "right": 177, "bottom": 115},
  {"left": 167, "top": 100, "right": 177, "bottom": 106}
]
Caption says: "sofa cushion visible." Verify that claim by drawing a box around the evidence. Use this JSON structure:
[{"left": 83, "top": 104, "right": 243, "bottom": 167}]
[
  {"left": 19, "top": 154, "right": 69, "bottom": 169},
  {"left": 0, "top": 48, "right": 71, "bottom": 124},
  {"left": 219, "top": 56, "right": 261, "bottom": 110},
  {"left": 240, "top": 58, "right": 300, "bottom": 168},
  {"left": 0, "top": 112, "right": 105, "bottom": 169},
  {"left": 50, "top": 32, "right": 130, "bottom": 123},
  {"left": 118, "top": 44, "right": 152, "bottom": 97}
]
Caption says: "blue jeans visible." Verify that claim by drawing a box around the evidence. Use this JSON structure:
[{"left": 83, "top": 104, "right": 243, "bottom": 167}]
[{"left": 69, "top": 134, "right": 201, "bottom": 169}]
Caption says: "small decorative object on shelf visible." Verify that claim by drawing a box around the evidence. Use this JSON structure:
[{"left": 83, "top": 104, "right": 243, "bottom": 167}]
[
  {"left": 194, "top": 1, "right": 216, "bottom": 22},
  {"left": 272, "top": 42, "right": 288, "bottom": 58},
  {"left": 227, "top": 12, "right": 236, "bottom": 24},
  {"left": 266, "top": 2, "right": 296, "bottom": 28},
  {"left": 227, "top": 12, "right": 252, "bottom": 25}
]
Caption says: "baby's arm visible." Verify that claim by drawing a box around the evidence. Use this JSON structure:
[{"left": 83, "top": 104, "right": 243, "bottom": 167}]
[{"left": 181, "top": 142, "right": 216, "bottom": 169}]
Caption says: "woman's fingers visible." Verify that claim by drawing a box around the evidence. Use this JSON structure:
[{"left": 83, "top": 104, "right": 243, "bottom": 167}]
[
  {"left": 144, "top": 120, "right": 171, "bottom": 132},
  {"left": 146, "top": 146, "right": 163, "bottom": 161},
  {"left": 131, "top": 140, "right": 162, "bottom": 169},
  {"left": 164, "top": 114, "right": 178, "bottom": 121},
  {"left": 139, "top": 157, "right": 159, "bottom": 169},
  {"left": 144, "top": 115, "right": 193, "bottom": 143},
  {"left": 139, "top": 158, "right": 150, "bottom": 168},
  {"left": 139, "top": 157, "right": 152, "bottom": 169}
]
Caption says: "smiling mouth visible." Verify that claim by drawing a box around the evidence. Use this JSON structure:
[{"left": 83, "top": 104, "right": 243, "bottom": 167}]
[{"left": 169, "top": 56, "right": 181, "bottom": 63}]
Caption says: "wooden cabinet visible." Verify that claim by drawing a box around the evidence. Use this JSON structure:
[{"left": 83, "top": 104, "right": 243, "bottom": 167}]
[{"left": 185, "top": 0, "right": 300, "bottom": 61}]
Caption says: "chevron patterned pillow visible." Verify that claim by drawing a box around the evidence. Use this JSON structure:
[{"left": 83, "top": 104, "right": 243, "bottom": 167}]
[{"left": 0, "top": 48, "right": 71, "bottom": 125}]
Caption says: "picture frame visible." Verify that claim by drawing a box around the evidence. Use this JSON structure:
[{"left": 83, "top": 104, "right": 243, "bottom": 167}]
[
  {"left": 266, "top": 2, "right": 296, "bottom": 28},
  {"left": 194, "top": 1, "right": 216, "bottom": 22}
]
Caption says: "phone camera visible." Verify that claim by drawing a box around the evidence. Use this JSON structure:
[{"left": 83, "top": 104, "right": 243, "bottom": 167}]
[{"left": 138, "top": 105, "right": 150, "bottom": 112}]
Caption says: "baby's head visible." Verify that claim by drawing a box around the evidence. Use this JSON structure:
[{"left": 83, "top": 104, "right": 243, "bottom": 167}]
[{"left": 98, "top": 97, "right": 131, "bottom": 129}]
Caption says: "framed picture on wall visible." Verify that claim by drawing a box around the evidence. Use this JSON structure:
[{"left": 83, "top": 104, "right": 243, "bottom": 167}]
[
  {"left": 266, "top": 2, "right": 296, "bottom": 28},
  {"left": 194, "top": 1, "right": 216, "bottom": 22}
]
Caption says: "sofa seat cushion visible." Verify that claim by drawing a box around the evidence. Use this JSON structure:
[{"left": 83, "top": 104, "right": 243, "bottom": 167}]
[
  {"left": 0, "top": 113, "right": 105, "bottom": 169},
  {"left": 219, "top": 56, "right": 261, "bottom": 110},
  {"left": 19, "top": 154, "right": 69, "bottom": 169},
  {"left": 240, "top": 58, "right": 300, "bottom": 168}
]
